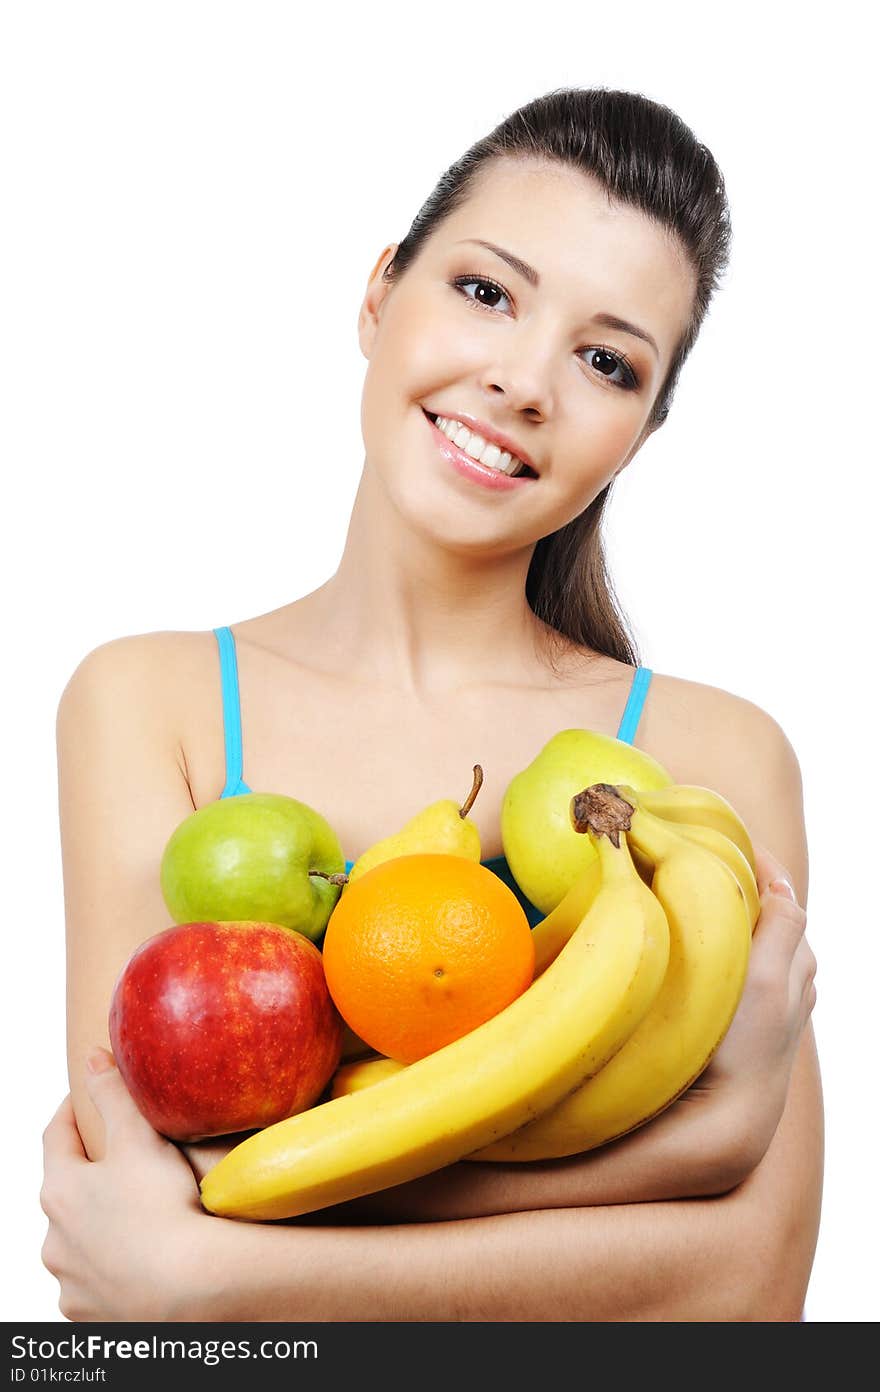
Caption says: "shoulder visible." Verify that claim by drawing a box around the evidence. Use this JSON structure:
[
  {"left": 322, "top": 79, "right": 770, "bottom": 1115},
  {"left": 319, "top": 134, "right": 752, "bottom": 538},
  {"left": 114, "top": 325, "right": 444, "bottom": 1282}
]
[
  {"left": 645, "top": 670, "right": 801, "bottom": 783},
  {"left": 644, "top": 670, "right": 807, "bottom": 889},
  {"left": 56, "top": 629, "right": 217, "bottom": 732}
]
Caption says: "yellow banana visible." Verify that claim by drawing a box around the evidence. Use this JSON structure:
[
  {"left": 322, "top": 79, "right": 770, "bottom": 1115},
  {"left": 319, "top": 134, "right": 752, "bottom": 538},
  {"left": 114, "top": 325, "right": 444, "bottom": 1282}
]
[
  {"left": 665, "top": 820, "right": 760, "bottom": 930},
  {"left": 468, "top": 802, "right": 752, "bottom": 1161},
  {"left": 616, "top": 784, "right": 759, "bottom": 930},
  {"left": 530, "top": 850, "right": 603, "bottom": 977},
  {"left": 619, "top": 783, "right": 756, "bottom": 875},
  {"left": 200, "top": 813, "right": 670, "bottom": 1221},
  {"left": 330, "top": 1054, "right": 405, "bottom": 1097},
  {"left": 526, "top": 787, "right": 758, "bottom": 955}
]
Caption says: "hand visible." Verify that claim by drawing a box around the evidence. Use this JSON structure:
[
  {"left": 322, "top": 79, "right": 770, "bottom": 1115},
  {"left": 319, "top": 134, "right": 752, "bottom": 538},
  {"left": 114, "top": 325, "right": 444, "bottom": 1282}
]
[
  {"left": 40, "top": 1048, "right": 208, "bottom": 1322},
  {"left": 687, "top": 841, "right": 816, "bottom": 1173}
]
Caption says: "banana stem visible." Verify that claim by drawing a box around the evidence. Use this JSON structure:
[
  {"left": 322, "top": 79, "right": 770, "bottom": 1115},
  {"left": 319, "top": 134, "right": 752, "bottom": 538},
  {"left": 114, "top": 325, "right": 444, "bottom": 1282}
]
[
  {"left": 458, "top": 764, "right": 484, "bottom": 819},
  {"left": 309, "top": 870, "right": 350, "bottom": 886},
  {"left": 570, "top": 783, "right": 636, "bottom": 847}
]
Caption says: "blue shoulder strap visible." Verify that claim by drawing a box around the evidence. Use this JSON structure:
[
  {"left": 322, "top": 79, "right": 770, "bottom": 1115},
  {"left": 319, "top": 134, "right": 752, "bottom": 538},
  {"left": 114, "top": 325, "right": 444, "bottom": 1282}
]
[
  {"left": 616, "top": 666, "right": 653, "bottom": 745},
  {"left": 213, "top": 627, "right": 252, "bottom": 797}
]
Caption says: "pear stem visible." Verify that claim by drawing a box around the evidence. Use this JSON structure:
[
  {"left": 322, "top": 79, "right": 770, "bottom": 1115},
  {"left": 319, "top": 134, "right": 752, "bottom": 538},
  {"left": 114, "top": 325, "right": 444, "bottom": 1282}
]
[
  {"left": 309, "top": 870, "right": 350, "bottom": 886},
  {"left": 459, "top": 764, "right": 484, "bottom": 819},
  {"left": 570, "top": 783, "right": 636, "bottom": 848}
]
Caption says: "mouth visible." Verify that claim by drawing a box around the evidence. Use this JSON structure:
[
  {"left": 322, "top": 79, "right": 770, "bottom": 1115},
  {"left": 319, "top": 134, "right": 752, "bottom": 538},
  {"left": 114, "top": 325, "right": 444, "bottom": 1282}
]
[{"left": 422, "top": 409, "right": 539, "bottom": 480}]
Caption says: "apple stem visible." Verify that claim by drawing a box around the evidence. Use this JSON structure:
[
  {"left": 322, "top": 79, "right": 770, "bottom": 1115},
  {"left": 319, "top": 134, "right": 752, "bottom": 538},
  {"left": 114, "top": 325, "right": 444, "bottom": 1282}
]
[
  {"left": 310, "top": 870, "right": 350, "bottom": 886},
  {"left": 569, "top": 783, "right": 635, "bottom": 849},
  {"left": 459, "top": 764, "right": 484, "bottom": 819}
]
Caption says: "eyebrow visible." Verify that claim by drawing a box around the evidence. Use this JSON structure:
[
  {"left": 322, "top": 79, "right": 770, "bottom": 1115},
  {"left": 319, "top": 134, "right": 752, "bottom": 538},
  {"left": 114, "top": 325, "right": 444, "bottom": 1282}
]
[{"left": 457, "top": 238, "right": 660, "bottom": 360}]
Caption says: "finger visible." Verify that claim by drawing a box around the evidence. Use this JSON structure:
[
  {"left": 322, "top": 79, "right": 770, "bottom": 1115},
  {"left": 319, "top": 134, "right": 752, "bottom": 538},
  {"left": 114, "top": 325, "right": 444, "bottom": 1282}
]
[
  {"left": 752, "top": 842, "right": 798, "bottom": 900},
  {"left": 42, "top": 1095, "right": 88, "bottom": 1165},
  {"left": 83, "top": 1047, "right": 161, "bottom": 1146},
  {"left": 751, "top": 886, "right": 808, "bottom": 966}
]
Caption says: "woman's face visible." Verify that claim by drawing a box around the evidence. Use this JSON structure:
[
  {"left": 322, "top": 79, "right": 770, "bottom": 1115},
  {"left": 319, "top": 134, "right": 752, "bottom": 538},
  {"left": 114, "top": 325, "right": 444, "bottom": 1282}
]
[{"left": 358, "top": 157, "right": 696, "bottom": 552}]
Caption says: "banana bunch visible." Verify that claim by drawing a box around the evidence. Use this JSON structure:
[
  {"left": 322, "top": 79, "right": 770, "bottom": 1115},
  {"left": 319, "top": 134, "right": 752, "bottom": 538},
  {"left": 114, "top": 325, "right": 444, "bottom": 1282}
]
[
  {"left": 200, "top": 782, "right": 756, "bottom": 1219},
  {"left": 199, "top": 791, "right": 670, "bottom": 1221},
  {"left": 331, "top": 782, "right": 758, "bottom": 1161}
]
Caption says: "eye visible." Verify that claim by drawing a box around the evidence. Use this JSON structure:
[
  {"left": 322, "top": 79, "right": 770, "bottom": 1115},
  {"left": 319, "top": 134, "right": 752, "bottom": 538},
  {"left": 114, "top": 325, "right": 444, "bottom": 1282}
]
[
  {"left": 452, "top": 275, "right": 513, "bottom": 313},
  {"left": 581, "top": 347, "right": 639, "bottom": 391}
]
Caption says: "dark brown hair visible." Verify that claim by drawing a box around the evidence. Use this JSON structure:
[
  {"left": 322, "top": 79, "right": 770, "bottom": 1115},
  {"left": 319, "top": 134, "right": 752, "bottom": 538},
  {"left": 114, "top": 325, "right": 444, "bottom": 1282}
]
[{"left": 382, "top": 87, "right": 732, "bottom": 668}]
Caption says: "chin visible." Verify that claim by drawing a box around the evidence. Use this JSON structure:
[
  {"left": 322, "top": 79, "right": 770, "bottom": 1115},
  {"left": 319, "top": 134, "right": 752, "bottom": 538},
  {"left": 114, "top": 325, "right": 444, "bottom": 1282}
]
[{"left": 385, "top": 468, "right": 509, "bottom": 550}]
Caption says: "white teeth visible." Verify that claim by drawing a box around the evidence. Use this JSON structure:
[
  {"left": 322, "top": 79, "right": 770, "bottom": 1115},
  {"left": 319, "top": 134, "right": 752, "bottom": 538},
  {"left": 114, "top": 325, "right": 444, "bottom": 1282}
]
[{"left": 432, "top": 415, "right": 529, "bottom": 477}]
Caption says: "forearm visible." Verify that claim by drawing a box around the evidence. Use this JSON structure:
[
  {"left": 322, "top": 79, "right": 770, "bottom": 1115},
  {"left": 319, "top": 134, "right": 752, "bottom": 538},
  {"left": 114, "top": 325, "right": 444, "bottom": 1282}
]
[
  {"left": 175, "top": 1037, "right": 821, "bottom": 1323},
  {"left": 174, "top": 1032, "right": 819, "bottom": 1323},
  {"left": 313, "top": 1085, "right": 753, "bottom": 1225},
  {"left": 185, "top": 1086, "right": 753, "bottom": 1225},
  {"left": 183, "top": 1087, "right": 742, "bottom": 1225},
  {"left": 184, "top": 1189, "right": 756, "bottom": 1322}
]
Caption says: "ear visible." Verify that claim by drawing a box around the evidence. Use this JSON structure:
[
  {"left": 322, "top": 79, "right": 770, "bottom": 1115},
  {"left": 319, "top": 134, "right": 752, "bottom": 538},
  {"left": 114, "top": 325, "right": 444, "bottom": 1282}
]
[{"left": 358, "top": 243, "right": 400, "bottom": 359}]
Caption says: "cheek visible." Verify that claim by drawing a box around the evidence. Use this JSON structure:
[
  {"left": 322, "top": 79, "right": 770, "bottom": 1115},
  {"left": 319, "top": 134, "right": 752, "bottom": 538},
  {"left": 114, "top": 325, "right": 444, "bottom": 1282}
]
[
  {"left": 375, "top": 296, "right": 483, "bottom": 403},
  {"left": 594, "top": 406, "right": 643, "bottom": 464},
  {"left": 360, "top": 301, "right": 452, "bottom": 454},
  {"left": 558, "top": 397, "right": 643, "bottom": 487},
  {"left": 545, "top": 405, "right": 645, "bottom": 526}
]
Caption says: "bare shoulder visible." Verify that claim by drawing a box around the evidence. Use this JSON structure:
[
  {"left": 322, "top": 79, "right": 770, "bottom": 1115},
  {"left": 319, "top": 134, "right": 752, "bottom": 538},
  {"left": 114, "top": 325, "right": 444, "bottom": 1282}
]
[
  {"left": 56, "top": 628, "right": 224, "bottom": 798},
  {"left": 644, "top": 671, "right": 802, "bottom": 784},
  {"left": 57, "top": 628, "right": 215, "bottom": 723},
  {"left": 644, "top": 670, "right": 807, "bottom": 889}
]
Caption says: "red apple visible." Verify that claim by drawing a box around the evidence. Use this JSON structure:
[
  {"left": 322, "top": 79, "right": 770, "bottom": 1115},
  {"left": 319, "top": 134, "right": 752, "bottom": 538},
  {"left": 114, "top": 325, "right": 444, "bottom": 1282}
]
[{"left": 108, "top": 920, "right": 344, "bottom": 1140}]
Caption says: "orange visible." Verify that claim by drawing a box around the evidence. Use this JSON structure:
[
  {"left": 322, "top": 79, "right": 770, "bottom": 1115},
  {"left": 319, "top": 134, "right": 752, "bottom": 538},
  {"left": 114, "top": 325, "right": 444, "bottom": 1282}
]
[{"left": 321, "top": 853, "right": 535, "bottom": 1063}]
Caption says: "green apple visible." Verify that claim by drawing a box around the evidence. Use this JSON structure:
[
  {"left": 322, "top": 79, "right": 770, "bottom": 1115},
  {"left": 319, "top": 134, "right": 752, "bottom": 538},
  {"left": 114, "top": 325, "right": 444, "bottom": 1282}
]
[
  {"left": 501, "top": 729, "right": 673, "bottom": 914},
  {"left": 160, "top": 793, "right": 345, "bottom": 943}
]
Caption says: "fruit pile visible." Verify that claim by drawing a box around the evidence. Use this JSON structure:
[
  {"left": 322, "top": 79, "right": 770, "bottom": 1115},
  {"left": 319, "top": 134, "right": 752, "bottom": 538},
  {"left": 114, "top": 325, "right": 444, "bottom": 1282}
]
[{"left": 106, "top": 729, "right": 758, "bottom": 1221}]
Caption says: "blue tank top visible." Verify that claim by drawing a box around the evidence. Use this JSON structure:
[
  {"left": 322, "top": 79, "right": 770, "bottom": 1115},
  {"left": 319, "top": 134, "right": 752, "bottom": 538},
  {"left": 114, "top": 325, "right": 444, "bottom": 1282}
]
[{"left": 212, "top": 625, "right": 653, "bottom": 928}]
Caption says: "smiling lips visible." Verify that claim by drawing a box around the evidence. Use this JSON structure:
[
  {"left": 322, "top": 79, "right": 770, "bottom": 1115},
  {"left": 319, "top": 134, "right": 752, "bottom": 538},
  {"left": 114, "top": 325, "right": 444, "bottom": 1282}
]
[{"left": 423, "top": 410, "right": 538, "bottom": 491}]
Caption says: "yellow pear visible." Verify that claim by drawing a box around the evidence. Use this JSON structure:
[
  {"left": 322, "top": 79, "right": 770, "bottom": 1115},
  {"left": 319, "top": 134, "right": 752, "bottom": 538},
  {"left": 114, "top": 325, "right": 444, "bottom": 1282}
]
[{"left": 345, "top": 767, "right": 484, "bottom": 884}]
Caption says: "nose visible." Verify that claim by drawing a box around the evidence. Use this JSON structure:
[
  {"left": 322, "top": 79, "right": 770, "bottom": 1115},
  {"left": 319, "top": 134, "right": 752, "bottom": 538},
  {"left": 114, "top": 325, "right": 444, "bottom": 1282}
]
[{"left": 480, "top": 328, "right": 555, "bottom": 420}]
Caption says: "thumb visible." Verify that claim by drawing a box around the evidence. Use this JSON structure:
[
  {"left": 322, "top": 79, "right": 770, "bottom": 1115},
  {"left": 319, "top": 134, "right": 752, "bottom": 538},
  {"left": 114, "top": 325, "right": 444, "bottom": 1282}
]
[{"left": 84, "top": 1047, "right": 158, "bottom": 1142}]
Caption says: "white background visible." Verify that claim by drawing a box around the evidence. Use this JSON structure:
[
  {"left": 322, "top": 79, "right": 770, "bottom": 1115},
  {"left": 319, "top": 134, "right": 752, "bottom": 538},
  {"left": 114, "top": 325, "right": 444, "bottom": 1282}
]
[{"left": 2, "top": 1, "right": 876, "bottom": 1323}]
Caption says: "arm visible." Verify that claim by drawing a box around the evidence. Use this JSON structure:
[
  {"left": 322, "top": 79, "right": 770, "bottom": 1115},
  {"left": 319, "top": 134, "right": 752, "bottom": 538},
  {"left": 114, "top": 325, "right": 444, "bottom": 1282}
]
[
  {"left": 179, "top": 1083, "right": 743, "bottom": 1220},
  {"left": 41, "top": 1008, "right": 819, "bottom": 1322},
  {"left": 179, "top": 1029, "right": 820, "bottom": 1322},
  {"left": 56, "top": 634, "right": 200, "bottom": 1161}
]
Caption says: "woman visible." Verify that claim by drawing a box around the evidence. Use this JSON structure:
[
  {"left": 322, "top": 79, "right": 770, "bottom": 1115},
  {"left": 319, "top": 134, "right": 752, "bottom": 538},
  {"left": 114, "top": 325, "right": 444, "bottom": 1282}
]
[{"left": 40, "top": 87, "right": 822, "bottom": 1321}]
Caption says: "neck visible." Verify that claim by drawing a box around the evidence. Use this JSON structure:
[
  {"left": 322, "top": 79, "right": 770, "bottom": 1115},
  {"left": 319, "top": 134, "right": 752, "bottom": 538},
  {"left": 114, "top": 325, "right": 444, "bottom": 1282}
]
[{"left": 297, "top": 463, "right": 561, "bottom": 698}]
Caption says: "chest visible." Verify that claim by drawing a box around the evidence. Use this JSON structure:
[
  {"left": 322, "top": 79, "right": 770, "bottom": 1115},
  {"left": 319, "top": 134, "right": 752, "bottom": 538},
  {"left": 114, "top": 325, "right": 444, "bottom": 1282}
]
[{"left": 181, "top": 643, "right": 642, "bottom": 864}]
